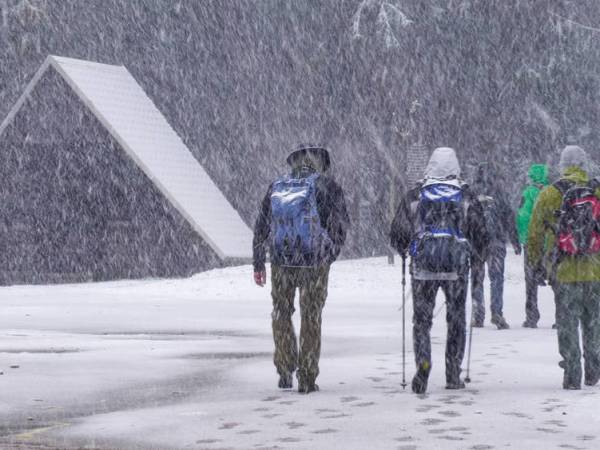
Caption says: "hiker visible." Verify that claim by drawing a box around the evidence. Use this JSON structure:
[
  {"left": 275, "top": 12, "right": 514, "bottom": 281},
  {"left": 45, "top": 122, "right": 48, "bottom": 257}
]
[
  {"left": 470, "top": 162, "right": 521, "bottom": 330},
  {"left": 252, "top": 144, "right": 349, "bottom": 394},
  {"left": 390, "top": 147, "right": 489, "bottom": 394},
  {"left": 517, "top": 164, "right": 550, "bottom": 328},
  {"left": 528, "top": 145, "right": 600, "bottom": 389}
]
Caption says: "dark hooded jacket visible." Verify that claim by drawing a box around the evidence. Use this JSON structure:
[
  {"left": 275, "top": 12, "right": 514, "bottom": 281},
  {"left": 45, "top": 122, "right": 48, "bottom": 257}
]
[
  {"left": 470, "top": 163, "right": 520, "bottom": 249},
  {"left": 252, "top": 149, "right": 349, "bottom": 272}
]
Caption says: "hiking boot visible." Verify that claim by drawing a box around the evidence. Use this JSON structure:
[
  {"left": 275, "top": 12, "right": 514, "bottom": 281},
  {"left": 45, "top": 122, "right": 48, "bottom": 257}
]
[
  {"left": 560, "top": 361, "right": 582, "bottom": 390},
  {"left": 491, "top": 314, "right": 510, "bottom": 330},
  {"left": 585, "top": 370, "right": 600, "bottom": 387},
  {"left": 522, "top": 320, "right": 538, "bottom": 329},
  {"left": 563, "top": 376, "right": 581, "bottom": 390},
  {"left": 298, "top": 379, "right": 319, "bottom": 394},
  {"left": 411, "top": 362, "right": 431, "bottom": 394},
  {"left": 445, "top": 380, "right": 466, "bottom": 390},
  {"left": 471, "top": 317, "right": 484, "bottom": 328},
  {"left": 278, "top": 373, "right": 293, "bottom": 389}
]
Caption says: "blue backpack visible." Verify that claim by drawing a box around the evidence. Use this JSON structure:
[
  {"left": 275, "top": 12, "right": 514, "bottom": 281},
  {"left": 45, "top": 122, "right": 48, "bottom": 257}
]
[
  {"left": 270, "top": 173, "right": 333, "bottom": 267},
  {"left": 410, "top": 180, "right": 470, "bottom": 275}
]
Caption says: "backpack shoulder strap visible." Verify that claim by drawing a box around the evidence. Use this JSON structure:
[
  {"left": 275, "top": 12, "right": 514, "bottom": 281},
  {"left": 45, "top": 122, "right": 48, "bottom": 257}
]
[{"left": 554, "top": 179, "right": 575, "bottom": 197}]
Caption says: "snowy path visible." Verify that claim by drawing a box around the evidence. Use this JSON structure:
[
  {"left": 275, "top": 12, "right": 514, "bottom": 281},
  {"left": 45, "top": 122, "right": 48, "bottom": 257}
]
[{"left": 1, "top": 254, "right": 599, "bottom": 449}]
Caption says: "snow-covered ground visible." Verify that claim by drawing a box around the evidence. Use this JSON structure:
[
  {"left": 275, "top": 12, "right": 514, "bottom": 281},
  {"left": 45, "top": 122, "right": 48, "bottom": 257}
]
[{"left": 1, "top": 253, "right": 598, "bottom": 450}]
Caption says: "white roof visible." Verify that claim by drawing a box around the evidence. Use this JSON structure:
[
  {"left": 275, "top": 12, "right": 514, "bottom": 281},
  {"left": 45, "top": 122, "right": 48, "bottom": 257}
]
[{"left": 0, "top": 55, "right": 253, "bottom": 261}]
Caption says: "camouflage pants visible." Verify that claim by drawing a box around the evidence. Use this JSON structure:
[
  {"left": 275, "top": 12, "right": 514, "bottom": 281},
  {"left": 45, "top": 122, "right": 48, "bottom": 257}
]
[
  {"left": 554, "top": 282, "right": 600, "bottom": 382},
  {"left": 271, "top": 264, "right": 330, "bottom": 383},
  {"left": 412, "top": 277, "right": 467, "bottom": 383}
]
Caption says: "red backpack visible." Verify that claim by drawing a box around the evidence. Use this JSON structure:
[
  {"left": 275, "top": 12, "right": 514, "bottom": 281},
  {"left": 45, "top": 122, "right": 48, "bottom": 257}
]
[{"left": 554, "top": 179, "right": 600, "bottom": 256}]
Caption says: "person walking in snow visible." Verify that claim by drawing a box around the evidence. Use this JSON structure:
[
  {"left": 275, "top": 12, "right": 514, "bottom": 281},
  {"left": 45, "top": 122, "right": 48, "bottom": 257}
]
[
  {"left": 517, "top": 163, "right": 549, "bottom": 328},
  {"left": 390, "top": 147, "right": 489, "bottom": 394},
  {"left": 528, "top": 145, "right": 600, "bottom": 389},
  {"left": 252, "top": 144, "right": 349, "bottom": 394},
  {"left": 469, "top": 162, "right": 521, "bottom": 330}
]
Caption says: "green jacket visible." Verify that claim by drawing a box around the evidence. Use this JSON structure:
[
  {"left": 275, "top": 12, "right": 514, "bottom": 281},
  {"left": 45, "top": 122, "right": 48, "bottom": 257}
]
[
  {"left": 516, "top": 164, "right": 549, "bottom": 244},
  {"left": 528, "top": 166, "right": 600, "bottom": 283}
]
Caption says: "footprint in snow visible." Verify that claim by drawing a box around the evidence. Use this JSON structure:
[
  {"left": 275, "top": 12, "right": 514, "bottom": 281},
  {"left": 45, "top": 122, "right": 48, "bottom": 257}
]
[
  {"left": 576, "top": 435, "right": 596, "bottom": 441},
  {"left": 438, "top": 410, "right": 461, "bottom": 418},
  {"left": 421, "top": 418, "right": 446, "bottom": 426},
  {"left": 322, "top": 413, "right": 351, "bottom": 419},
  {"left": 536, "top": 427, "right": 562, "bottom": 434},
  {"left": 286, "top": 421, "right": 305, "bottom": 429},
  {"left": 315, "top": 408, "right": 338, "bottom": 413},
  {"left": 262, "top": 413, "right": 282, "bottom": 419},
  {"left": 437, "top": 435, "right": 465, "bottom": 441},
  {"left": 366, "top": 376, "right": 384, "bottom": 382},
  {"left": 340, "top": 396, "right": 360, "bottom": 403},
  {"left": 196, "top": 439, "right": 221, "bottom": 444},
  {"left": 312, "top": 428, "right": 339, "bottom": 434},
  {"left": 470, "top": 444, "right": 495, "bottom": 449},
  {"left": 218, "top": 422, "right": 240, "bottom": 430},
  {"left": 352, "top": 401, "right": 376, "bottom": 407},
  {"left": 277, "top": 437, "right": 302, "bottom": 443},
  {"left": 238, "top": 430, "right": 261, "bottom": 435},
  {"left": 545, "top": 419, "right": 567, "bottom": 428},
  {"left": 394, "top": 436, "right": 416, "bottom": 442},
  {"left": 502, "top": 411, "right": 532, "bottom": 419}
]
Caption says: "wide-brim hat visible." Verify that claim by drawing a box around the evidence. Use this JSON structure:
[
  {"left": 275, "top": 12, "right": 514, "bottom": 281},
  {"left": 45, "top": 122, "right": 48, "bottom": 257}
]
[{"left": 286, "top": 143, "right": 331, "bottom": 171}]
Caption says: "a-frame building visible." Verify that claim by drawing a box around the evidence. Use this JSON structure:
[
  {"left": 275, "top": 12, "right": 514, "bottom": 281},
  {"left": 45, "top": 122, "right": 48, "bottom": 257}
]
[{"left": 0, "top": 55, "right": 252, "bottom": 284}]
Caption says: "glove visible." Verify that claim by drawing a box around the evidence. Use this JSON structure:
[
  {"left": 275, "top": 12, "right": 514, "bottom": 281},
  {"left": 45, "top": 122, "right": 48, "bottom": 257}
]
[
  {"left": 513, "top": 243, "right": 522, "bottom": 255},
  {"left": 254, "top": 270, "right": 267, "bottom": 287}
]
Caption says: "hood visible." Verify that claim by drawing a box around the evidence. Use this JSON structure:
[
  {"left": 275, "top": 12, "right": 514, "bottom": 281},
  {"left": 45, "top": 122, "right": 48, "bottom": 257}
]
[
  {"left": 424, "top": 147, "right": 461, "bottom": 179},
  {"left": 559, "top": 145, "right": 588, "bottom": 174},
  {"left": 528, "top": 164, "right": 549, "bottom": 185},
  {"left": 562, "top": 166, "right": 589, "bottom": 185},
  {"left": 286, "top": 143, "right": 331, "bottom": 172}
]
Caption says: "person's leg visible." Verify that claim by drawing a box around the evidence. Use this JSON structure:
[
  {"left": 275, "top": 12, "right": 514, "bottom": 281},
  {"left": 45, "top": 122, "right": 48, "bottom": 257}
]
[
  {"left": 271, "top": 265, "right": 298, "bottom": 388},
  {"left": 489, "top": 244, "right": 509, "bottom": 329},
  {"left": 523, "top": 245, "right": 540, "bottom": 326},
  {"left": 411, "top": 279, "right": 438, "bottom": 393},
  {"left": 470, "top": 258, "right": 485, "bottom": 326},
  {"left": 555, "top": 283, "right": 583, "bottom": 389},
  {"left": 581, "top": 282, "right": 600, "bottom": 386},
  {"left": 442, "top": 276, "right": 468, "bottom": 388},
  {"left": 297, "top": 265, "right": 330, "bottom": 393}
]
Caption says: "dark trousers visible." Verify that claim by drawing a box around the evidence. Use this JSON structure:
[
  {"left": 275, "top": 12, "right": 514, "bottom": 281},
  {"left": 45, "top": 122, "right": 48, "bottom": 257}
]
[
  {"left": 471, "top": 243, "right": 506, "bottom": 320},
  {"left": 271, "top": 264, "right": 330, "bottom": 383},
  {"left": 554, "top": 282, "right": 600, "bottom": 383},
  {"left": 524, "top": 246, "right": 540, "bottom": 324},
  {"left": 412, "top": 276, "right": 468, "bottom": 383}
]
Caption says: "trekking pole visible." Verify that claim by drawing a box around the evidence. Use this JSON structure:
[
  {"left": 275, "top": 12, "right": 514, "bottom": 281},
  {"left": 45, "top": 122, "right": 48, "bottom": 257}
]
[
  {"left": 464, "top": 298, "right": 474, "bottom": 384},
  {"left": 401, "top": 255, "right": 408, "bottom": 390}
]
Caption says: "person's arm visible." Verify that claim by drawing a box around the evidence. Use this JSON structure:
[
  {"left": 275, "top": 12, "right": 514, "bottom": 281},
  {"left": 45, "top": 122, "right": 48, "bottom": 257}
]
[
  {"left": 252, "top": 185, "right": 273, "bottom": 284},
  {"left": 319, "top": 179, "right": 350, "bottom": 263},
  {"left": 389, "top": 192, "right": 414, "bottom": 257},
  {"left": 527, "top": 187, "right": 554, "bottom": 267},
  {"left": 466, "top": 190, "right": 490, "bottom": 260},
  {"left": 516, "top": 186, "right": 536, "bottom": 244}
]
